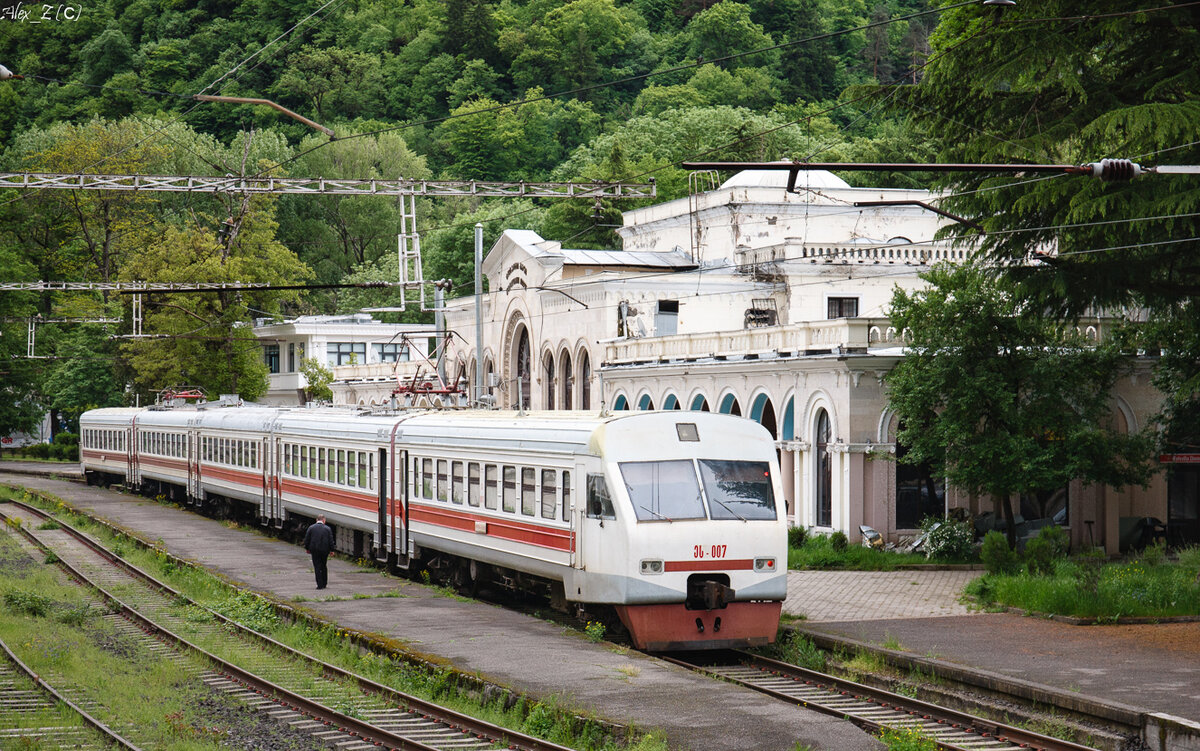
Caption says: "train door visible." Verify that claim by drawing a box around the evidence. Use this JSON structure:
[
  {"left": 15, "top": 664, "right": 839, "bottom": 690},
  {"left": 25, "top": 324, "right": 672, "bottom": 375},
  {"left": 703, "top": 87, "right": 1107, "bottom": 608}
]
[
  {"left": 390, "top": 448, "right": 410, "bottom": 563},
  {"left": 574, "top": 456, "right": 613, "bottom": 578},
  {"left": 376, "top": 447, "right": 389, "bottom": 560},
  {"left": 127, "top": 419, "right": 138, "bottom": 488},
  {"left": 265, "top": 435, "right": 283, "bottom": 526},
  {"left": 188, "top": 425, "right": 200, "bottom": 501}
]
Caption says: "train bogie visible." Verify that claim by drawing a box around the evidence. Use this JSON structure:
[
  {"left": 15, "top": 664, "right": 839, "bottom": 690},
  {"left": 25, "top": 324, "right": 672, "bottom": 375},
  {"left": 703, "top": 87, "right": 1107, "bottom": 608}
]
[{"left": 80, "top": 405, "right": 788, "bottom": 650}]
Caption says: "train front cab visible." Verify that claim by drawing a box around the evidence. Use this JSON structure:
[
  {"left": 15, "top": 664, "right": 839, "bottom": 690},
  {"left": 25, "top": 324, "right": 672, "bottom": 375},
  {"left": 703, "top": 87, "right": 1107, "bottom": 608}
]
[{"left": 576, "top": 413, "right": 788, "bottom": 651}]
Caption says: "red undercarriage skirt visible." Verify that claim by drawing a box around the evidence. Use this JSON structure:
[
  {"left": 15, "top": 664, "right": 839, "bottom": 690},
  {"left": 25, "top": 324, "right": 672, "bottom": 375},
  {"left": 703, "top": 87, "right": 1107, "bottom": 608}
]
[{"left": 614, "top": 601, "right": 782, "bottom": 651}]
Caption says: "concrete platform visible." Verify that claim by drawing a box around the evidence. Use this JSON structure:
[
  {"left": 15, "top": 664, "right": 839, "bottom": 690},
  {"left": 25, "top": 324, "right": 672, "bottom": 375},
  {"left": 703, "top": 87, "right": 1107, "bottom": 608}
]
[{"left": 1, "top": 474, "right": 881, "bottom": 751}]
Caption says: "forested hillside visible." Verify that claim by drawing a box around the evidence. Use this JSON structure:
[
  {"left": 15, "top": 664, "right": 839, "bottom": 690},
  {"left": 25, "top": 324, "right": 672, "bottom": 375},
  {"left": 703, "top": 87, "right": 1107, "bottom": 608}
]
[{"left": 0, "top": 0, "right": 935, "bottom": 423}]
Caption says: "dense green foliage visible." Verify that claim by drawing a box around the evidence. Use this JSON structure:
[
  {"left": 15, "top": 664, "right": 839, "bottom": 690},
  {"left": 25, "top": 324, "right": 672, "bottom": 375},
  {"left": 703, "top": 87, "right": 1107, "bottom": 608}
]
[
  {"left": 0, "top": 0, "right": 939, "bottom": 426},
  {"left": 900, "top": 1, "right": 1200, "bottom": 449},
  {"left": 887, "top": 263, "right": 1155, "bottom": 545}
]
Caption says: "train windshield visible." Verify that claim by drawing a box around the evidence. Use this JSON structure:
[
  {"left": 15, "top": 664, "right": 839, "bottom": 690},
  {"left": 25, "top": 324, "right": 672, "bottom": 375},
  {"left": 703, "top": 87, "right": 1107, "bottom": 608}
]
[
  {"left": 698, "top": 460, "right": 777, "bottom": 520},
  {"left": 620, "top": 460, "right": 706, "bottom": 521}
]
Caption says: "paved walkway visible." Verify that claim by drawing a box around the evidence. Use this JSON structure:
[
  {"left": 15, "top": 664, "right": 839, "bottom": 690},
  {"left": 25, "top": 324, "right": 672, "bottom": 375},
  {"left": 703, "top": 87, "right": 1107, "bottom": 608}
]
[{"left": 783, "top": 570, "right": 977, "bottom": 622}]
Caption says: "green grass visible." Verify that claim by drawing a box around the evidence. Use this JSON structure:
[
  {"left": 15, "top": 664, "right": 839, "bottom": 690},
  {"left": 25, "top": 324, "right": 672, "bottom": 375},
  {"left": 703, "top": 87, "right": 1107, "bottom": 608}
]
[
  {"left": 1, "top": 483, "right": 663, "bottom": 751},
  {"left": 966, "top": 548, "right": 1200, "bottom": 619},
  {"left": 788, "top": 533, "right": 930, "bottom": 570}
]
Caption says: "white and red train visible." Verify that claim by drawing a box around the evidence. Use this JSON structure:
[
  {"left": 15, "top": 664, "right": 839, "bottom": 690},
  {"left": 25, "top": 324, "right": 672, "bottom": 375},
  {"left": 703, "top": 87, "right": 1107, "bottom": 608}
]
[{"left": 79, "top": 405, "right": 787, "bottom": 650}]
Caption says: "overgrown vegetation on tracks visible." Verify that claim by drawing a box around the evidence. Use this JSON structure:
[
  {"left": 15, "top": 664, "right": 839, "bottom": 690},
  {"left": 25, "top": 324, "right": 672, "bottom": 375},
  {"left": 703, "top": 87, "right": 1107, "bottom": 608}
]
[{"left": 0, "top": 484, "right": 667, "bottom": 751}]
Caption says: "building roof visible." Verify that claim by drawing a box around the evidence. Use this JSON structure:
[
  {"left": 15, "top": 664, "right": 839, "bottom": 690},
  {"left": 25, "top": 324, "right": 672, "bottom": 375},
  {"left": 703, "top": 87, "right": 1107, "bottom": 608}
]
[
  {"left": 552, "top": 247, "right": 698, "bottom": 270},
  {"left": 719, "top": 168, "right": 851, "bottom": 191}
]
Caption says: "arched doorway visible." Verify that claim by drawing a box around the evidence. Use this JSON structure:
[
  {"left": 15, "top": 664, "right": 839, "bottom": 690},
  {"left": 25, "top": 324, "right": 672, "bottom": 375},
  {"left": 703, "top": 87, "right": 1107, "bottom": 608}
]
[
  {"left": 579, "top": 351, "right": 592, "bottom": 410},
  {"left": 514, "top": 326, "right": 531, "bottom": 409},
  {"left": 560, "top": 351, "right": 573, "bottom": 409},
  {"left": 543, "top": 351, "right": 555, "bottom": 409},
  {"left": 815, "top": 409, "right": 832, "bottom": 527}
]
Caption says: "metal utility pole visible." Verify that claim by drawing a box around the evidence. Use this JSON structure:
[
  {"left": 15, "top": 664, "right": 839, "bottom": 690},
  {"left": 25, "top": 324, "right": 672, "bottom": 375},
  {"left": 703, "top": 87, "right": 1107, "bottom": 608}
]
[
  {"left": 433, "top": 280, "right": 452, "bottom": 384},
  {"left": 474, "top": 223, "right": 485, "bottom": 406}
]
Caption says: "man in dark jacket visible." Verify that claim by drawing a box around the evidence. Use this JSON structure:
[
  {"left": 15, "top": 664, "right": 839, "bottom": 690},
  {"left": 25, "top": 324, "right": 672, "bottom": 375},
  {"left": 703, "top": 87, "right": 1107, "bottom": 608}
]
[{"left": 303, "top": 515, "right": 334, "bottom": 589}]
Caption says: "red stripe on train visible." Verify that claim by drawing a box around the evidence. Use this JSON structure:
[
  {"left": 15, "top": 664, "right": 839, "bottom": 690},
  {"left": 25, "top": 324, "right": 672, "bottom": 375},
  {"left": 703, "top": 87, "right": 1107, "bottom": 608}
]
[{"left": 664, "top": 559, "right": 754, "bottom": 572}]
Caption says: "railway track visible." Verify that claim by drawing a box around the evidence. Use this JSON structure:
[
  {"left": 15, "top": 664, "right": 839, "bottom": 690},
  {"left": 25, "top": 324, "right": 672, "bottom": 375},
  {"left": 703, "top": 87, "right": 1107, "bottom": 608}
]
[
  {"left": 0, "top": 497, "right": 575, "bottom": 751},
  {"left": 662, "top": 650, "right": 1101, "bottom": 751},
  {"left": 0, "top": 635, "right": 141, "bottom": 749}
]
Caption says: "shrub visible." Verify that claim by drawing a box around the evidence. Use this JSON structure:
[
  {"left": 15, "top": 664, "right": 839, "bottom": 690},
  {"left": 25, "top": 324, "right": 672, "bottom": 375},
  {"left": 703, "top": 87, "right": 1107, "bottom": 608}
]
[
  {"left": 1024, "top": 525, "right": 1070, "bottom": 575},
  {"left": 920, "top": 516, "right": 974, "bottom": 560},
  {"left": 980, "top": 530, "right": 1020, "bottom": 575},
  {"left": 787, "top": 525, "right": 808, "bottom": 548},
  {"left": 830, "top": 530, "right": 848, "bottom": 552},
  {"left": 53, "top": 432, "right": 78, "bottom": 446}
]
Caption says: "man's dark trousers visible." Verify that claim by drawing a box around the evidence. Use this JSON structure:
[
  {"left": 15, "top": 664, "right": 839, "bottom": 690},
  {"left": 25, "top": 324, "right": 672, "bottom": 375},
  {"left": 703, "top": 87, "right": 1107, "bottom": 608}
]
[{"left": 311, "top": 551, "right": 329, "bottom": 589}]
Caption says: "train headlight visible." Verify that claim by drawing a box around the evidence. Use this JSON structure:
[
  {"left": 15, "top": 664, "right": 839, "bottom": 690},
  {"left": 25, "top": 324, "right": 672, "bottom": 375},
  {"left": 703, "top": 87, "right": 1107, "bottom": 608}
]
[
  {"left": 754, "top": 557, "right": 776, "bottom": 572},
  {"left": 640, "top": 559, "right": 664, "bottom": 575}
]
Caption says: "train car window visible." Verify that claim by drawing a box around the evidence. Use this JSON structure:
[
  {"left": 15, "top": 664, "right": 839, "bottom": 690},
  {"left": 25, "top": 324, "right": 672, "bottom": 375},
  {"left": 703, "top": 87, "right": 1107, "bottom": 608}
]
[
  {"left": 347, "top": 451, "right": 358, "bottom": 487},
  {"left": 239, "top": 441, "right": 246, "bottom": 467},
  {"left": 337, "top": 449, "right": 347, "bottom": 484},
  {"left": 437, "top": 459, "right": 449, "bottom": 501},
  {"left": 521, "top": 467, "right": 537, "bottom": 516},
  {"left": 367, "top": 452, "right": 374, "bottom": 491},
  {"left": 586, "top": 474, "right": 615, "bottom": 519},
  {"left": 300, "top": 445, "right": 308, "bottom": 477},
  {"left": 250, "top": 443, "right": 257, "bottom": 468},
  {"left": 422, "top": 458, "right": 433, "bottom": 498},
  {"left": 620, "top": 460, "right": 706, "bottom": 521},
  {"left": 327, "top": 448, "right": 335, "bottom": 482},
  {"left": 316, "top": 447, "right": 324, "bottom": 480},
  {"left": 484, "top": 465, "right": 498, "bottom": 509},
  {"left": 502, "top": 466, "right": 516, "bottom": 513},
  {"left": 562, "top": 471, "right": 571, "bottom": 521},
  {"left": 451, "top": 461, "right": 465, "bottom": 504},
  {"left": 698, "top": 460, "right": 777, "bottom": 520},
  {"left": 541, "top": 470, "right": 557, "bottom": 519},
  {"left": 359, "top": 452, "right": 368, "bottom": 489},
  {"left": 467, "top": 463, "right": 481, "bottom": 506}
]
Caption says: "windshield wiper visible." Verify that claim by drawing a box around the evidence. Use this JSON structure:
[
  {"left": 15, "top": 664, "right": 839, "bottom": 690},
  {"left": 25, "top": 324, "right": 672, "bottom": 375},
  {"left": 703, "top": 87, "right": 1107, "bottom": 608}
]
[
  {"left": 709, "top": 496, "right": 747, "bottom": 522},
  {"left": 639, "top": 505, "right": 674, "bottom": 522}
]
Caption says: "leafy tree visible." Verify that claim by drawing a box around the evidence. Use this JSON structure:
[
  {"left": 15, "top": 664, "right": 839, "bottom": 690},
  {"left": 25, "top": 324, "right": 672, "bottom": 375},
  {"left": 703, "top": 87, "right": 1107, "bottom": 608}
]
[
  {"left": 300, "top": 357, "right": 334, "bottom": 403},
  {"left": 119, "top": 200, "right": 312, "bottom": 401},
  {"left": 272, "top": 46, "right": 385, "bottom": 121},
  {"left": 444, "top": 0, "right": 499, "bottom": 63},
  {"left": 682, "top": 2, "right": 777, "bottom": 71},
  {"left": 899, "top": 0, "right": 1200, "bottom": 446},
  {"left": 0, "top": 242, "right": 44, "bottom": 438},
  {"left": 41, "top": 326, "right": 127, "bottom": 424},
  {"left": 886, "top": 263, "right": 1154, "bottom": 547}
]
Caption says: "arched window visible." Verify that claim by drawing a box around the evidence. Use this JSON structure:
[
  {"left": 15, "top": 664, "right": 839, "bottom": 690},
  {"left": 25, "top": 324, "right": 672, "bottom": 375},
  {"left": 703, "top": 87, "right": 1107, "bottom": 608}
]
[
  {"left": 690, "top": 394, "right": 710, "bottom": 411},
  {"left": 750, "top": 394, "right": 777, "bottom": 439},
  {"left": 580, "top": 351, "right": 592, "bottom": 410},
  {"left": 719, "top": 393, "right": 741, "bottom": 416},
  {"left": 663, "top": 394, "right": 680, "bottom": 410},
  {"left": 560, "top": 352, "right": 573, "bottom": 410},
  {"left": 782, "top": 397, "right": 795, "bottom": 440},
  {"left": 543, "top": 351, "right": 555, "bottom": 410},
  {"left": 515, "top": 327, "right": 531, "bottom": 409},
  {"left": 815, "top": 409, "right": 832, "bottom": 527},
  {"left": 613, "top": 394, "right": 629, "bottom": 411},
  {"left": 637, "top": 394, "right": 654, "bottom": 410}
]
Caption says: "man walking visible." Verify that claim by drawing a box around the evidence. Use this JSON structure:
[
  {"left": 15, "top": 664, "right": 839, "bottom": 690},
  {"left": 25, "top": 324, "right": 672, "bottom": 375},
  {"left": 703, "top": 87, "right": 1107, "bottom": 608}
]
[{"left": 303, "top": 515, "right": 334, "bottom": 589}]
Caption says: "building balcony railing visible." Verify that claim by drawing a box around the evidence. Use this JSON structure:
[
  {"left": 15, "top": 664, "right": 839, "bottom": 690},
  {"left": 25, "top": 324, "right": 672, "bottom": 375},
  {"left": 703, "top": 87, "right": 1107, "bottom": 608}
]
[
  {"left": 602, "top": 316, "right": 1116, "bottom": 366},
  {"left": 332, "top": 360, "right": 429, "bottom": 383}
]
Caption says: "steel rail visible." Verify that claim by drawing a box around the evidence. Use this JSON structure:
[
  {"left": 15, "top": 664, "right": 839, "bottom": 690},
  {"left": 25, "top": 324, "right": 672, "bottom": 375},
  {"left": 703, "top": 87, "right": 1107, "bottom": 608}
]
[
  {"left": 0, "top": 498, "right": 574, "bottom": 751},
  {"left": 0, "top": 635, "right": 144, "bottom": 750},
  {"left": 662, "top": 651, "right": 1100, "bottom": 751}
]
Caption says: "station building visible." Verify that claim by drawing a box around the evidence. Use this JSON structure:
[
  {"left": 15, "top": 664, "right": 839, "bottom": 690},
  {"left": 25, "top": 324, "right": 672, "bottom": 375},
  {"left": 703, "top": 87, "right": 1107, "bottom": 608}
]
[
  {"left": 253, "top": 314, "right": 434, "bottom": 406},
  {"left": 349, "top": 170, "right": 1187, "bottom": 554}
]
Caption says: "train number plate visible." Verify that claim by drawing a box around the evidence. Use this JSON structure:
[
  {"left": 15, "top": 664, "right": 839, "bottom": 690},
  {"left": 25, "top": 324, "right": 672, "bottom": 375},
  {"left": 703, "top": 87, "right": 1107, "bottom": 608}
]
[{"left": 693, "top": 544, "right": 727, "bottom": 559}]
